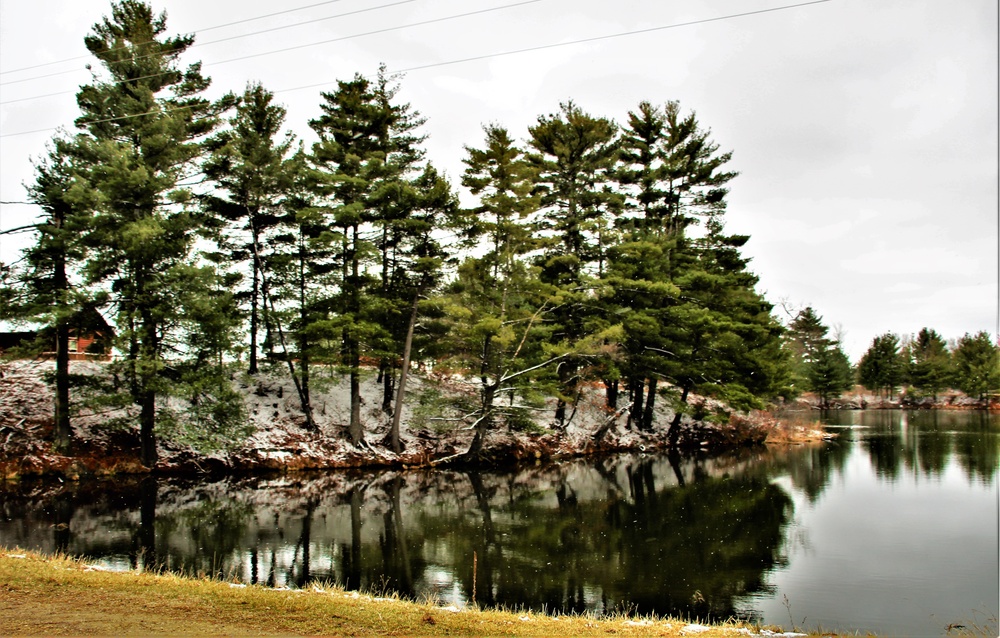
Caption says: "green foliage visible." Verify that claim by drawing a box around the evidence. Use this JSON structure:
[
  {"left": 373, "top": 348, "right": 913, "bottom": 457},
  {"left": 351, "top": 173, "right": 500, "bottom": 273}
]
[
  {"left": 858, "top": 333, "right": 903, "bottom": 398},
  {"left": 785, "top": 307, "right": 852, "bottom": 404},
  {"left": 904, "top": 328, "right": 952, "bottom": 399},
  {"left": 23, "top": 1, "right": 240, "bottom": 464},
  {"left": 952, "top": 331, "right": 1000, "bottom": 400},
  {"left": 158, "top": 366, "right": 251, "bottom": 453},
  {"left": 202, "top": 82, "right": 296, "bottom": 375}
]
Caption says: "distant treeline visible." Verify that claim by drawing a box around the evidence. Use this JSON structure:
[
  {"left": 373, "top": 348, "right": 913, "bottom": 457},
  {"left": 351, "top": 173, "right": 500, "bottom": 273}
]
[{"left": 785, "top": 307, "right": 998, "bottom": 405}]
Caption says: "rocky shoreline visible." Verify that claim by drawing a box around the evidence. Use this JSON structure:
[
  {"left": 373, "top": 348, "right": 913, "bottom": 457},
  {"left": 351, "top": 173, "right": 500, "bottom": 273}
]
[{"left": 791, "top": 391, "right": 996, "bottom": 411}]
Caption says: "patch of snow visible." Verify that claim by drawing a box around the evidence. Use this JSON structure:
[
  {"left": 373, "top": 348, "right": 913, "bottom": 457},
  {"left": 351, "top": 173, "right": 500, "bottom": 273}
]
[
  {"left": 228, "top": 583, "right": 247, "bottom": 588},
  {"left": 681, "top": 624, "right": 712, "bottom": 634},
  {"left": 623, "top": 619, "right": 653, "bottom": 626},
  {"left": 440, "top": 605, "right": 462, "bottom": 613}
]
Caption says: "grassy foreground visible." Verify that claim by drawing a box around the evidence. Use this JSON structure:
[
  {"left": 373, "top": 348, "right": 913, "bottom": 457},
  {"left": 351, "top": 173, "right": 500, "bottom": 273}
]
[{"left": 0, "top": 549, "right": 838, "bottom": 638}]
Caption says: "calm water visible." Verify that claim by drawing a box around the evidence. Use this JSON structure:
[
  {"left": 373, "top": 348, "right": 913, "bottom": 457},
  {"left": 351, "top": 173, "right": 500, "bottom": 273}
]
[{"left": 1, "top": 409, "right": 997, "bottom": 637}]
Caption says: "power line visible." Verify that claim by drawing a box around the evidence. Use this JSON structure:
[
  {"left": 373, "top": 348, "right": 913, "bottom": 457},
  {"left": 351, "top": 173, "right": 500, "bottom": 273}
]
[
  {"left": 204, "top": 0, "right": 545, "bottom": 69},
  {"left": 0, "top": 0, "right": 541, "bottom": 105},
  {"left": 0, "top": 0, "right": 419, "bottom": 88},
  {"left": 0, "top": 0, "right": 832, "bottom": 139},
  {"left": 0, "top": 0, "right": 355, "bottom": 76},
  {"left": 277, "top": 1, "right": 832, "bottom": 92}
]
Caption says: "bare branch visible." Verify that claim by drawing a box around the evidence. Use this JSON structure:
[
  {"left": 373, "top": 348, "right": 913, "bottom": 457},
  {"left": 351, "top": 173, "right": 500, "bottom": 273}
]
[{"left": 500, "top": 353, "right": 566, "bottom": 384}]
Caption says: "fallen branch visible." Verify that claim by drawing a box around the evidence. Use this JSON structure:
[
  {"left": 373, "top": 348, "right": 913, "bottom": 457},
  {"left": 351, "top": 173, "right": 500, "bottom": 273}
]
[{"left": 592, "top": 405, "right": 630, "bottom": 443}]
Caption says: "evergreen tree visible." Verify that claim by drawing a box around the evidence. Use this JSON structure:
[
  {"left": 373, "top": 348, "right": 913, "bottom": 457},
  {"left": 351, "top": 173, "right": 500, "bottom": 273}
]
[
  {"left": 68, "top": 0, "right": 234, "bottom": 466},
  {"left": 786, "top": 306, "right": 852, "bottom": 405},
  {"left": 308, "top": 68, "right": 429, "bottom": 445},
  {"left": 660, "top": 219, "right": 788, "bottom": 440},
  {"left": 362, "top": 68, "right": 429, "bottom": 418},
  {"left": 441, "top": 124, "right": 553, "bottom": 457},
  {"left": 608, "top": 100, "right": 783, "bottom": 438},
  {"left": 1, "top": 137, "right": 98, "bottom": 451},
  {"left": 527, "top": 101, "right": 621, "bottom": 427},
  {"left": 807, "top": 344, "right": 853, "bottom": 407},
  {"left": 857, "top": 333, "right": 903, "bottom": 399},
  {"left": 952, "top": 331, "right": 999, "bottom": 400},
  {"left": 907, "top": 327, "right": 951, "bottom": 400},
  {"left": 202, "top": 82, "right": 295, "bottom": 375},
  {"left": 386, "top": 165, "right": 460, "bottom": 452}
]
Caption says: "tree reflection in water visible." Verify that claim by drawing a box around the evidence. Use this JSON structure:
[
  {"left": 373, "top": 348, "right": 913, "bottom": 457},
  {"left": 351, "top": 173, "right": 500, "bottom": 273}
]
[{"left": 0, "top": 409, "right": 995, "bottom": 628}]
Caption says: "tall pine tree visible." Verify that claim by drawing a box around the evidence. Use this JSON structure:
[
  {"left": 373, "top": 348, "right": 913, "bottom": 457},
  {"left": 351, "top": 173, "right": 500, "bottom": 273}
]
[
  {"left": 203, "top": 82, "right": 295, "bottom": 375},
  {"left": 528, "top": 101, "right": 621, "bottom": 427},
  {"left": 69, "top": 1, "right": 234, "bottom": 466}
]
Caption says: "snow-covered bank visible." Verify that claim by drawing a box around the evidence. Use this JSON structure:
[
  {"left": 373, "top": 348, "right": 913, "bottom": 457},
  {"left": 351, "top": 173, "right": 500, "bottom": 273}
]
[{"left": 1, "top": 359, "right": 779, "bottom": 479}]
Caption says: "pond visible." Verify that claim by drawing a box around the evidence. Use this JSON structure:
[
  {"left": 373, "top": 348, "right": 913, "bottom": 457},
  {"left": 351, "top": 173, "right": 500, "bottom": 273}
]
[{"left": 1, "top": 409, "right": 997, "bottom": 636}]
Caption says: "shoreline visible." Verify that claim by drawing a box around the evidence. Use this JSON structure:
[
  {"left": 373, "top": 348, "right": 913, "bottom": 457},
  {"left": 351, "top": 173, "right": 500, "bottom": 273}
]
[
  {"left": 5, "top": 359, "right": 991, "bottom": 481},
  {"left": 1, "top": 359, "right": 781, "bottom": 480}
]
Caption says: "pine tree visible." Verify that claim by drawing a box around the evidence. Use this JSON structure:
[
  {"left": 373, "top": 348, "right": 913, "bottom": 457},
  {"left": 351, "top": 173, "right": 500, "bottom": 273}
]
[
  {"left": 608, "top": 100, "right": 782, "bottom": 439},
  {"left": 858, "top": 333, "right": 903, "bottom": 399},
  {"left": 386, "top": 165, "right": 460, "bottom": 452},
  {"left": 2, "top": 137, "right": 98, "bottom": 452},
  {"left": 952, "top": 331, "right": 999, "bottom": 400},
  {"left": 441, "top": 124, "right": 553, "bottom": 457},
  {"left": 659, "top": 219, "right": 788, "bottom": 441},
  {"left": 68, "top": 0, "right": 234, "bottom": 466},
  {"left": 807, "top": 343, "right": 853, "bottom": 407},
  {"left": 527, "top": 101, "right": 621, "bottom": 427},
  {"left": 203, "top": 82, "right": 295, "bottom": 375},
  {"left": 786, "top": 306, "right": 852, "bottom": 405},
  {"left": 308, "top": 68, "right": 428, "bottom": 445},
  {"left": 907, "top": 327, "right": 951, "bottom": 400}
]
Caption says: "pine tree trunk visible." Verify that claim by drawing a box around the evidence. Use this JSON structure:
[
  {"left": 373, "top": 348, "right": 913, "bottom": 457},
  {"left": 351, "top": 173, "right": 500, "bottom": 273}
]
[
  {"left": 604, "top": 378, "right": 618, "bottom": 409},
  {"left": 641, "top": 377, "right": 658, "bottom": 431},
  {"left": 54, "top": 318, "right": 71, "bottom": 453},
  {"left": 139, "top": 386, "right": 157, "bottom": 468},
  {"left": 138, "top": 296, "right": 159, "bottom": 468},
  {"left": 667, "top": 386, "right": 690, "bottom": 446},
  {"left": 390, "top": 292, "right": 420, "bottom": 453},
  {"left": 249, "top": 245, "right": 260, "bottom": 374},
  {"left": 381, "top": 364, "right": 395, "bottom": 415},
  {"left": 348, "top": 224, "right": 364, "bottom": 445},
  {"left": 349, "top": 352, "right": 363, "bottom": 445},
  {"left": 630, "top": 377, "right": 645, "bottom": 429},
  {"left": 51, "top": 207, "right": 72, "bottom": 452},
  {"left": 298, "top": 237, "right": 311, "bottom": 414},
  {"left": 466, "top": 383, "right": 496, "bottom": 458}
]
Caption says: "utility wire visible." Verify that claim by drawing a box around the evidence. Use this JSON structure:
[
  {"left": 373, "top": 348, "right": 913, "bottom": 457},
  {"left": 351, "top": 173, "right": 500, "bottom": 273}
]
[
  {"left": 0, "top": 0, "right": 419, "bottom": 87},
  {"left": 0, "top": 0, "right": 541, "bottom": 104},
  {"left": 276, "top": 1, "right": 832, "bottom": 92},
  {"left": 0, "top": 0, "right": 355, "bottom": 76},
  {"left": 0, "top": 0, "right": 831, "bottom": 139},
  {"left": 206, "top": 0, "right": 545, "bottom": 68}
]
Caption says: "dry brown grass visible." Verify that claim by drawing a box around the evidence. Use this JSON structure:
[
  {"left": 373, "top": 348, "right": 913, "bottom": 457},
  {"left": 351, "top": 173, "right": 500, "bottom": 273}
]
[
  {"left": 1, "top": 548, "right": 875, "bottom": 637},
  {"left": 763, "top": 413, "right": 836, "bottom": 445}
]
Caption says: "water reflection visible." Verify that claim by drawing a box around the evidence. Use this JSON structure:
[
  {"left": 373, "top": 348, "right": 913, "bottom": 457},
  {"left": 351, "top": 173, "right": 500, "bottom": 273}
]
[
  {"left": 0, "top": 409, "right": 996, "bottom": 636},
  {"left": 1, "top": 454, "right": 792, "bottom": 622}
]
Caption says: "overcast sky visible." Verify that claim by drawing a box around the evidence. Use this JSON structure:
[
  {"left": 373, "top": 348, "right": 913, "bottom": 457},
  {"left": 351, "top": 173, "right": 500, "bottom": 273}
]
[{"left": 1, "top": 0, "right": 997, "bottom": 360}]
